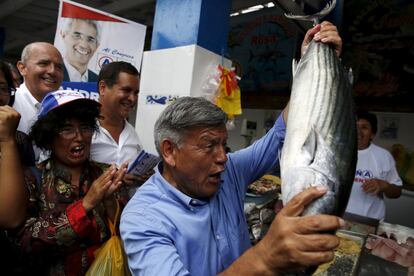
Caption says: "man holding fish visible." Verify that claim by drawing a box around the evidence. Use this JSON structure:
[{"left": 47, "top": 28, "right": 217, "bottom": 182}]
[{"left": 121, "top": 21, "right": 347, "bottom": 276}]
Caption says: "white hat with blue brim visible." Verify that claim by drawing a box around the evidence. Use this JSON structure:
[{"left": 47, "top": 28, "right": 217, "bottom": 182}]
[{"left": 37, "top": 90, "right": 100, "bottom": 119}]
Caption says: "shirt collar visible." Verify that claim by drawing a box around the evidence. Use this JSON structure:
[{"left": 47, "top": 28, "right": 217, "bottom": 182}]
[
  {"left": 64, "top": 59, "right": 89, "bottom": 82},
  {"left": 155, "top": 162, "right": 209, "bottom": 209},
  {"left": 21, "top": 82, "right": 42, "bottom": 109}
]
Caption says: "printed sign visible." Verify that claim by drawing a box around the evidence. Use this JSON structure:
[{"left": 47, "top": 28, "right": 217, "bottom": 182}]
[{"left": 54, "top": 0, "right": 146, "bottom": 83}]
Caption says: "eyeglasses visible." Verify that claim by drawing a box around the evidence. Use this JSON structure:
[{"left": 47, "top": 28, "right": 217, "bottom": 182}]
[
  {"left": 71, "top": 32, "right": 97, "bottom": 44},
  {"left": 0, "top": 85, "right": 15, "bottom": 96},
  {"left": 58, "top": 125, "right": 95, "bottom": 140}
]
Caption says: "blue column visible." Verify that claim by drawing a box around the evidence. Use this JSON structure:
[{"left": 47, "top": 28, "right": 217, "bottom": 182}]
[
  {"left": 151, "top": 0, "right": 231, "bottom": 55},
  {"left": 137, "top": 0, "right": 232, "bottom": 153}
]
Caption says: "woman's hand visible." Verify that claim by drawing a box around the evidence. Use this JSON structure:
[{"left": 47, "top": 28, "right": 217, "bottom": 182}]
[
  {"left": 0, "top": 106, "right": 20, "bottom": 143},
  {"left": 82, "top": 163, "right": 127, "bottom": 212},
  {"left": 104, "top": 162, "right": 128, "bottom": 198}
]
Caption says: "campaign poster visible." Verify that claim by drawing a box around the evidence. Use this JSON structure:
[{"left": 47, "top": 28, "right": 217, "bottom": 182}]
[{"left": 54, "top": 0, "right": 146, "bottom": 96}]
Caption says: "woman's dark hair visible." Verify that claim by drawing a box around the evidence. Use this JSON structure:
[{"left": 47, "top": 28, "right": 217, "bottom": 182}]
[
  {"left": 0, "top": 60, "right": 16, "bottom": 106},
  {"left": 29, "top": 100, "right": 100, "bottom": 151}
]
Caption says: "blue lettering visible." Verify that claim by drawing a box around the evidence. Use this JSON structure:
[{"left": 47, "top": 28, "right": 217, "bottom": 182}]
[{"left": 103, "top": 58, "right": 111, "bottom": 65}]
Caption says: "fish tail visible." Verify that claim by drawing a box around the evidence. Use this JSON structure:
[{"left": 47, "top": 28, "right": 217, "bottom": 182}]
[{"left": 284, "top": 0, "right": 337, "bottom": 25}]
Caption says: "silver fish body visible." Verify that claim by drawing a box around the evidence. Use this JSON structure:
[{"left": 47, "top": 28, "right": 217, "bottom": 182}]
[{"left": 280, "top": 40, "right": 357, "bottom": 216}]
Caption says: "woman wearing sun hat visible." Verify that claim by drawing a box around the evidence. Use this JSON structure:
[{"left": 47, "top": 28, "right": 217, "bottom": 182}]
[{"left": 9, "top": 90, "right": 128, "bottom": 275}]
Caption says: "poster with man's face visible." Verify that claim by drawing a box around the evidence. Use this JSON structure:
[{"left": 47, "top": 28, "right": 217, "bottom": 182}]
[{"left": 54, "top": 0, "right": 146, "bottom": 83}]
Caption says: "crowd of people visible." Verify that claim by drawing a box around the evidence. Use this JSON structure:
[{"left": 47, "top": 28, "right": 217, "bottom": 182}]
[{"left": 0, "top": 20, "right": 403, "bottom": 276}]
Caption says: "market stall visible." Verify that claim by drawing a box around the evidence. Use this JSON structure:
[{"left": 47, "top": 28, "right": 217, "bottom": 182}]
[{"left": 244, "top": 177, "right": 414, "bottom": 275}]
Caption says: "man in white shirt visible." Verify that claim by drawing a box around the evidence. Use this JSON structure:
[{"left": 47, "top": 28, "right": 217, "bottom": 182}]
[
  {"left": 90, "top": 61, "right": 153, "bottom": 197},
  {"left": 14, "top": 42, "right": 64, "bottom": 134},
  {"left": 60, "top": 18, "right": 99, "bottom": 82},
  {"left": 346, "top": 110, "right": 402, "bottom": 220}
]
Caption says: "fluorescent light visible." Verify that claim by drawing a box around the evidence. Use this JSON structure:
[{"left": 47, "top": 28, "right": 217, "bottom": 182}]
[
  {"left": 230, "top": 2, "right": 275, "bottom": 17},
  {"left": 241, "top": 5, "right": 264, "bottom": 14},
  {"left": 245, "top": 4, "right": 264, "bottom": 10}
]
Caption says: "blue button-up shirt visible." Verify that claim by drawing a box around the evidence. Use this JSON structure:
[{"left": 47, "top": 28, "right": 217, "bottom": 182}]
[{"left": 120, "top": 115, "right": 285, "bottom": 276}]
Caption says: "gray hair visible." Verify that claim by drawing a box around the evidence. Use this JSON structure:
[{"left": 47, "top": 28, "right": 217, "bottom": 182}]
[
  {"left": 154, "top": 97, "right": 227, "bottom": 156},
  {"left": 20, "top": 42, "right": 59, "bottom": 64},
  {"left": 20, "top": 44, "right": 32, "bottom": 64},
  {"left": 63, "top": 18, "right": 101, "bottom": 43}
]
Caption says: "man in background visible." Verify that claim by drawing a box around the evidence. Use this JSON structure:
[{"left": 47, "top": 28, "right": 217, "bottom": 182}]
[
  {"left": 61, "top": 18, "right": 100, "bottom": 82},
  {"left": 90, "top": 61, "right": 154, "bottom": 199},
  {"left": 346, "top": 110, "right": 402, "bottom": 220},
  {"left": 14, "top": 42, "right": 64, "bottom": 134}
]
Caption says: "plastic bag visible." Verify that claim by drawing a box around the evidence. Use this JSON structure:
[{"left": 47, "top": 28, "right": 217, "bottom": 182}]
[
  {"left": 215, "top": 65, "right": 242, "bottom": 118},
  {"left": 86, "top": 201, "right": 131, "bottom": 276}
]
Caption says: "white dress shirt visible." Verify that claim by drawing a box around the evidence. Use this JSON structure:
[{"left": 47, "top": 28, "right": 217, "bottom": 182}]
[
  {"left": 12, "top": 82, "right": 41, "bottom": 134},
  {"left": 90, "top": 120, "right": 143, "bottom": 166}
]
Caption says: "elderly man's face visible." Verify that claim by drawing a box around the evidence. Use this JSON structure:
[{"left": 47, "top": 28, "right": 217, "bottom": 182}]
[
  {"left": 18, "top": 43, "right": 64, "bottom": 100},
  {"left": 167, "top": 125, "right": 228, "bottom": 199},
  {"left": 63, "top": 20, "right": 99, "bottom": 70}
]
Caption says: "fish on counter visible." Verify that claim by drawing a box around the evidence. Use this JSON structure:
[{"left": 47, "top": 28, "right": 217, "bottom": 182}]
[{"left": 280, "top": 0, "right": 357, "bottom": 216}]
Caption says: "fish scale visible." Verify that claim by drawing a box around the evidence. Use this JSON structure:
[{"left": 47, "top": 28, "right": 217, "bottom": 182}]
[{"left": 280, "top": 39, "right": 357, "bottom": 216}]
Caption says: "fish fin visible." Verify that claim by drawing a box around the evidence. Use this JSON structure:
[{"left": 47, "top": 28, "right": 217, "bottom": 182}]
[
  {"left": 311, "top": 131, "right": 338, "bottom": 186},
  {"left": 285, "top": 0, "right": 337, "bottom": 25},
  {"left": 298, "top": 126, "right": 317, "bottom": 166},
  {"left": 299, "top": 127, "right": 337, "bottom": 182}
]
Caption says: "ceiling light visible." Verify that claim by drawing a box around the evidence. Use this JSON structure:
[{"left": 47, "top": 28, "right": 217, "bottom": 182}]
[{"left": 241, "top": 5, "right": 264, "bottom": 14}]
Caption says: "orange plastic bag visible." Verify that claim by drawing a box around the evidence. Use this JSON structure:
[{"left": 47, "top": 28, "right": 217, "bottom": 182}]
[{"left": 86, "top": 201, "right": 131, "bottom": 276}]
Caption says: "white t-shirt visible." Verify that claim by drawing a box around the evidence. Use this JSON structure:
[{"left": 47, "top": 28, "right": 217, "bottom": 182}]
[
  {"left": 90, "top": 120, "right": 142, "bottom": 167},
  {"left": 345, "top": 143, "right": 402, "bottom": 220},
  {"left": 12, "top": 82, "right": 41, "bottom": 134}
]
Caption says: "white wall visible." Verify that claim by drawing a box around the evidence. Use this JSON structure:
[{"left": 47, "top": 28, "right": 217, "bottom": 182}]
[
  {"left": 372, "top": 112, "right": 414, "bottom": 152},
  {"left": 226, "top": 108, "right": 281, "bottom": 152}
]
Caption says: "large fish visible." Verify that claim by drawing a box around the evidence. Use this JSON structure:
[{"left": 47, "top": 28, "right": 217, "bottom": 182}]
[{"left": 280, "top": 0, "right": 357, "bottom": 216}]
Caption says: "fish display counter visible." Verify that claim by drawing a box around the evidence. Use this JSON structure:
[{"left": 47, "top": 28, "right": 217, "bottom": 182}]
[
  {"left": 244, "top": 175, "right": 280, "bottom": 243},
  {"left": 323, "top": 220, "right": 414, "bottom": 275},
  {"left": 244, "top": 174, "right": 414, "bottom": 274},
  {"left": 313, "top": 230, "right": 365, "bottom": 275}
]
